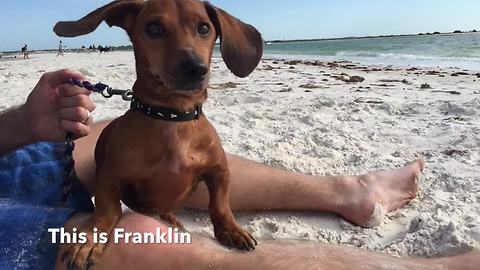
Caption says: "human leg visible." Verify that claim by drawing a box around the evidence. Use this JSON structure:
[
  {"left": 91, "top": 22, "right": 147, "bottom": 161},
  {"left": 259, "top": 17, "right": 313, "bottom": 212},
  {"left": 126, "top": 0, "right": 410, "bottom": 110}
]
[
  {"left": 56, "top": 212, "right": 478, "bottom": 270},
  {"left": 72, "top": 120, "right": 110, "bottom": 195},
  {"left": 74, "top": 121, "right": 423, "bottom": 227},
  {"left": 55, "top": 212, "right": 215, "bottom": 270},
  {"left": 186, "top": 155, "right": 424, "bottom": 227}
]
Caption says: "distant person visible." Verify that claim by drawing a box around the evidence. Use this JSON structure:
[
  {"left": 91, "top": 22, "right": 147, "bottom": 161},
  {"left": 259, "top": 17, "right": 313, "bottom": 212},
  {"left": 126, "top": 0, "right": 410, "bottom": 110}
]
[
  {"left": 21, "top": 44, "right": 29, "bottom": 59},
  {"left": 98, "top": 45, "right": 111, "bottom": 54},
  {"left": 57, "top": 41, "right": 65, "bottom": 57}
]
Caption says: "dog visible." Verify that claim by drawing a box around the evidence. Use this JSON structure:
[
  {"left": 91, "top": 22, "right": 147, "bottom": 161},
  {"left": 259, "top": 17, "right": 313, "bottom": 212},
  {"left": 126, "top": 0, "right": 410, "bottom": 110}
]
[{"left": 54, "top": 0, "right": 263, "bottom": 268}]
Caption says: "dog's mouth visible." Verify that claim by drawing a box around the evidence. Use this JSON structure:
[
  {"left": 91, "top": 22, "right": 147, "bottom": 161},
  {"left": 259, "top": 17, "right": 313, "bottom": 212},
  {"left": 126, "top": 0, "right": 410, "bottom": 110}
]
[
  {"left": 153, "top": 73, "right": 208, "bottom": 92},
  {"left": 177, "top": 74, "right": 209, "bottom": 91}
]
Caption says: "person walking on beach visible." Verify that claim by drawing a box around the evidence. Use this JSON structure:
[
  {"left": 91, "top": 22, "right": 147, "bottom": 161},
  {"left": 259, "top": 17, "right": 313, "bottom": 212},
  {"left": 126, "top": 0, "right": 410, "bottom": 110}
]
[
  {"left": 57, "top": 40, "right": 65, "bottom": 56},
  {"left": 21, "top": 44, "right": 29, "bottom": 59}
]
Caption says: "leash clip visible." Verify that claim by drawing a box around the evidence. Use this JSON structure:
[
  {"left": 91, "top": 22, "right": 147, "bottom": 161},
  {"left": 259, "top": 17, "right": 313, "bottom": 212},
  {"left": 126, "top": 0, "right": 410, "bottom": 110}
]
[
  {"left": 122, "top": 90, "right": 133, "bottom": 101},
  {"left": 70, "top": 78, "right": 132, "bottom": 101},
  {"left": 101, "top": 87, "right": 133, "bottom": 101},
  {"left": 195, "top": 105, "right": 203, "bottom": 120}
]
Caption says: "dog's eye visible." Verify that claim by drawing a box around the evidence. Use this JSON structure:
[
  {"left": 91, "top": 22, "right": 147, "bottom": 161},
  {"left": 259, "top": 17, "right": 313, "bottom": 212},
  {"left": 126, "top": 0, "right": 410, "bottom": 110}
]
[
  {"left": 145, "top": 22, "right": 164, "bottom": 38},
  {"left": 197, "top": 23, "right": 210, "bottom": 36}
]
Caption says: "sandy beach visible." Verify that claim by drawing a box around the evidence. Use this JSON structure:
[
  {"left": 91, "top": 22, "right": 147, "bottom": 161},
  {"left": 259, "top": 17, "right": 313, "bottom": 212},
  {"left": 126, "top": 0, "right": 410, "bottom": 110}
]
[{"left": 1, "top": 51, "right": 478, "bottom": 258}]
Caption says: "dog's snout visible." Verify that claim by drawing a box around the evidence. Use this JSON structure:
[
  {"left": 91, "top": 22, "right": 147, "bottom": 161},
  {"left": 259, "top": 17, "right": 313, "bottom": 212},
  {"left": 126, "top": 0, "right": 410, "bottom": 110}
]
[
  {"left": 180, "top": 58, "right": 208, "bottom": 81},
  {"left": 171, "top": 49, "right": 209, "bottom": 90}
]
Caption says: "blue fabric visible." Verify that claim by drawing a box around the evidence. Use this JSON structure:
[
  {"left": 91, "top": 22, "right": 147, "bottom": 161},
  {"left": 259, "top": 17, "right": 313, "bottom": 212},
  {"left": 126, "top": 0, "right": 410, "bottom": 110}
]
[
  {"left": 0, "top": 142, "right": 94, "bottom": 270},
  {"left": 0, "top": 200, "right": 74, "bottom": 270}
]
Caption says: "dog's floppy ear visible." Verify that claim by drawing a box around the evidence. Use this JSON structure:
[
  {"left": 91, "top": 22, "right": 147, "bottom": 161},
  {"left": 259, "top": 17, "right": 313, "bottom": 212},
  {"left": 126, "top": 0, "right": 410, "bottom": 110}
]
[
  {"left": 204, "top": 2, "right": 263, "bottom": 78},
  {"left": 54, "top": 0, "right": 144, "bottom": 37}
]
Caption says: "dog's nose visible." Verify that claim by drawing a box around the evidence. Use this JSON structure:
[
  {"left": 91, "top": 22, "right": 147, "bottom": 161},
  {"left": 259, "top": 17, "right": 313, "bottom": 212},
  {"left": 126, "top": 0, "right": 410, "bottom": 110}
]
[{"left": 179, "top": 58, "right": 208, "bottom": 81}]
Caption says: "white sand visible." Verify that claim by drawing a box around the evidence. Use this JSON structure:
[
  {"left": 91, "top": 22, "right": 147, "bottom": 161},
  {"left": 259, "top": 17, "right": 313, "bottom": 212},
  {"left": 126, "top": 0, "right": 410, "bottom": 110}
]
[{"left": 1, "top": 51, "right": 479, "bottom": 257}]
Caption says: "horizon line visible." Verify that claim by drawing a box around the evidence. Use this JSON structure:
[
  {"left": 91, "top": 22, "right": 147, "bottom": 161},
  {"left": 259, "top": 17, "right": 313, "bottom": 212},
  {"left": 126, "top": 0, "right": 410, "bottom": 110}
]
[{"left": 1, "top": 29, "right": 478, "bottom": 53}]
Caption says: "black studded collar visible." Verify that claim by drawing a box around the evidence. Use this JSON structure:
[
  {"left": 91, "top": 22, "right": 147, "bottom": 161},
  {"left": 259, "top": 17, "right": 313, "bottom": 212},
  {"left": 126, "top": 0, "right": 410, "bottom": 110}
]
[{"left": 130, "top": 98, "right": 202, "bottom": 122}]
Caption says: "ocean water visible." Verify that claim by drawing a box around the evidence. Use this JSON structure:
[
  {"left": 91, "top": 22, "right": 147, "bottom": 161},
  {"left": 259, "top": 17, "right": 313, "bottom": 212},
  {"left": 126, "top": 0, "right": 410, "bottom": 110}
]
[{"left": 263, "top": 32, "right": 480, "bottom": 70}]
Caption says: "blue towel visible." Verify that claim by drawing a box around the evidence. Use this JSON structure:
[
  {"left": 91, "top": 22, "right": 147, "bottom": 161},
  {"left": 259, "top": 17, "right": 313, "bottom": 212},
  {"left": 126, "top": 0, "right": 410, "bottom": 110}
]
[{"left": 0, "top": 142, "right": 94, "bottom": 270}]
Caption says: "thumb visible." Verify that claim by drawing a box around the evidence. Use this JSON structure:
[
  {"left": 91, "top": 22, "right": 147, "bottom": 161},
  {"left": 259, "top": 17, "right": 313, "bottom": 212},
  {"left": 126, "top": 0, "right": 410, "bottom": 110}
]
[{"left": 42, "top": 69, "right": 87, "bottom": 88}]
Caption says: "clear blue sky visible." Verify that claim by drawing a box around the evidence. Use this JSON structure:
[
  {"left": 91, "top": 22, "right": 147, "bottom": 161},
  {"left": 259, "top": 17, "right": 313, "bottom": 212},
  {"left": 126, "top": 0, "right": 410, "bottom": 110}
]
[{"left": 1, "top": 0, "right": 478, "bottom": 51}]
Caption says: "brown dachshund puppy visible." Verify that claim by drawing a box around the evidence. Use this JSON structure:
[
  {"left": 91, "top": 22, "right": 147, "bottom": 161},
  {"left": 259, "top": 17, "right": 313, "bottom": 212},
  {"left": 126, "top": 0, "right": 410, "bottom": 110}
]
[{"left": 54, "top": 0, "right": 263, "bottom": 268}]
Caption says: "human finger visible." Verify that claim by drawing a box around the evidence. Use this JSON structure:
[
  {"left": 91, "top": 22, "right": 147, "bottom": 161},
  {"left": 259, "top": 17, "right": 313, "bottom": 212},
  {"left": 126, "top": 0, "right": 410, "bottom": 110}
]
[
  {"left": 59, "top": 107, "right": 91, "bottom": 123},
  {"left": 58, "top": 83, "right": 92, "bottom": 97},
  {"left": 60, "top": 120, "right": 91, "bottom": 138},
  {"left": 41, "top": 69, "right": 86, "bottom": 88},
  {"left": 59, "top": 94, "right": 96, "bottom": 112}
]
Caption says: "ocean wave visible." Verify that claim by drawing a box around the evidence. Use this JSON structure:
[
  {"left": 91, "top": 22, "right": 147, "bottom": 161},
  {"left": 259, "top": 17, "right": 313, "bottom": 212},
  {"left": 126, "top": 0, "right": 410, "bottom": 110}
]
[{"left": 335, "top": 51, "right": 480, "bottom": 62}]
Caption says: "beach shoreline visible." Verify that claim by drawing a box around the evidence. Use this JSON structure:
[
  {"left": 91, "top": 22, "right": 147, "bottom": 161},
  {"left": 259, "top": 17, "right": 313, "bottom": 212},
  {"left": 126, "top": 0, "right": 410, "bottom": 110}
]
[
  {"left": 1, "top": 51, "right": 478, "bottom": 257},
  {"left": 261, "top": 54, "right": 480, "bottom": 73},
  {"left": 4, "top": 31, "right": 480, "bottom": 71}
]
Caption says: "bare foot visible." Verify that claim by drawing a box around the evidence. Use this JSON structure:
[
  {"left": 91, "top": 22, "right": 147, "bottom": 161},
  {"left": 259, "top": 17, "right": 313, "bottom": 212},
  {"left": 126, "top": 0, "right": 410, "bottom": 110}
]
[{"left": 335, "top": 159, "right": 425, "bottom": 227}]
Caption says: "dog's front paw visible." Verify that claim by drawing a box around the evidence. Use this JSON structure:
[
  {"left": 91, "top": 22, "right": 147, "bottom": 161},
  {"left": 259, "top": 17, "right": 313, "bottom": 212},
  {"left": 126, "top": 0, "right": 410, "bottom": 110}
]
[
  {"left": 215, "top": 226, "right": 257, "bottom": 251},
  {"left": 61, "top": 231, "right": 106, "bottom": 270}
]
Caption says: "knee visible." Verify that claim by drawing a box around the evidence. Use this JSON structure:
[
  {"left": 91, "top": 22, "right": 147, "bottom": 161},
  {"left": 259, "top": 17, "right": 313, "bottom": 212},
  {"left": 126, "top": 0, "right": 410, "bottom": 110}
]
[
  {"left": 116, "top": 212, "right": 169, "bottom": 233},
  {"left": 60, "top": 212, "right": 220, "bottom": 270},
  {"left": 99, "top": 212, "right": 204, "bottom": 269},
  {"left": 108, "top": 212, "right": 178, "bottom": 252}
]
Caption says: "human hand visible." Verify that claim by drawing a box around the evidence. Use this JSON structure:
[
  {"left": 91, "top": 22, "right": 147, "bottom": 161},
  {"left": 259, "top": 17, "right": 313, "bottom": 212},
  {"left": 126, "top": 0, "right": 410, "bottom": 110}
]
[{"left": 22, "top": 69, "right": 96, "bottom": 142}]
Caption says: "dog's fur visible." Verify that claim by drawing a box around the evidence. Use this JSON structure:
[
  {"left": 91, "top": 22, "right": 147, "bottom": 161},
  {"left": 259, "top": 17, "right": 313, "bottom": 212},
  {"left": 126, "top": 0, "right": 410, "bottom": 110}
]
[{"left": 54, "top": 0, "right": 263, "bottom": 268}]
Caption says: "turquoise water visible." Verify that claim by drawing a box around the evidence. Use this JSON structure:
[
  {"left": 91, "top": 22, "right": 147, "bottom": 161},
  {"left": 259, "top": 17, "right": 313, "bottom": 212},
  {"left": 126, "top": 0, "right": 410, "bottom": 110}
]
[{"left": 263, "top": 33, "right": 480, "bottom": 70}]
